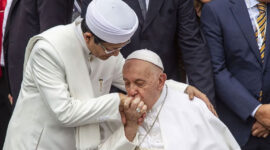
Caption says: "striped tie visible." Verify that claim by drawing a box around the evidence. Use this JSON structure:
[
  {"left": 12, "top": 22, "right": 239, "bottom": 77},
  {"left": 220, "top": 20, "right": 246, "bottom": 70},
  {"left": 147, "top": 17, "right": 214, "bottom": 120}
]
[
  {"left": 256, "top": 2, "right": 267, "bottom": 101},
  {"left": 255, "top": 2, "right": 267, "bottom": 63}
]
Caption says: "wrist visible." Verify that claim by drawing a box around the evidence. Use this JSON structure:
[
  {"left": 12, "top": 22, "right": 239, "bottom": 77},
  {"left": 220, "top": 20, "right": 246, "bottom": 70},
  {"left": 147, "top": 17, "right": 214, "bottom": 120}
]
[
  {"left": 126, "top": 120, "right": 139, "bottom": 128},
  {"left": 255, "top": 105, "right": 264, "bottom": 120},
  {"left": 124, "top": 121, "right": 139, "bottom": 142}
]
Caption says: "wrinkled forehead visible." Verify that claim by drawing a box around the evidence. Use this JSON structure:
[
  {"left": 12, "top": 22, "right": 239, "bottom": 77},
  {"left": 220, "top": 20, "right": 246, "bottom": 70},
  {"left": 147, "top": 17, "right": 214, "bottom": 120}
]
[
  {"left": 124, "top": 59, "right": 154, "bottom": 71},
  {"left": 123, "top": 59, "right": 153, "bottom": 76}
]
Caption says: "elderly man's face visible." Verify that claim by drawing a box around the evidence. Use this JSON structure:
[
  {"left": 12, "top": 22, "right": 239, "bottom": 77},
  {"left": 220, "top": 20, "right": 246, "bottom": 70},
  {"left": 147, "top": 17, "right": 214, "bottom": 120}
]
[{"left": 123, "top": 59, "right": 166, "bottom": 110}]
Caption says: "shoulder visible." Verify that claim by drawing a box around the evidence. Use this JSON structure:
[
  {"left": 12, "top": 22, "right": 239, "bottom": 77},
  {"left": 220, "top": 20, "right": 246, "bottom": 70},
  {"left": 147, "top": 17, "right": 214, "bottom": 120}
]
[
  {"left": 166, "top": 87, "right": 209, "bottom": 112},
  {"left": 204, "top": 0, "right": 230, "bottom": 10},
  {"left": 29, "top": 40, "right": 64, "bottom": 68}
]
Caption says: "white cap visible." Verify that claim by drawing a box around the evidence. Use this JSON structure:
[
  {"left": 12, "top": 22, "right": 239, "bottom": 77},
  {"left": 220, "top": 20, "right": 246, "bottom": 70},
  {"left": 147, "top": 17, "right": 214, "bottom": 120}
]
[
  {"left": 85, "top": 0, "right": 138, "bottom": 44},
  {"left": 126, "top": 49, "right": 164, "bottom": 70}
]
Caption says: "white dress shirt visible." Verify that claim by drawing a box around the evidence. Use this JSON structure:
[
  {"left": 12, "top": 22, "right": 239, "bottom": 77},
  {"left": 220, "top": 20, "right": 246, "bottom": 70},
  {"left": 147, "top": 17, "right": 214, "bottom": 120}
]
[
  {"left": 245, "top": 0, "right": 267, "bottom": 117},
  {"left": 1, "top": 0, "right": 12, "bottom": 66}
]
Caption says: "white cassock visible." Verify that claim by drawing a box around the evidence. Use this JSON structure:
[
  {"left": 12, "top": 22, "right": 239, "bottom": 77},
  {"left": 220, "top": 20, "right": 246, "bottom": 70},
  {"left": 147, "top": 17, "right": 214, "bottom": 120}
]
[
  {"left": 134, "top": 85, "right": 241, "bottom": 150},
  {"left": 3, "top": 19, "right": 187, "bottom": 150}
]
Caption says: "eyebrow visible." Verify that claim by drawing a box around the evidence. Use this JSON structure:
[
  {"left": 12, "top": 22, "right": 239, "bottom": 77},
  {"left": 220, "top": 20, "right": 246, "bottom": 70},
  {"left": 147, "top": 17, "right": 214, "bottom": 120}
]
[{"left": 135, "top": 79, "right": 145, "bottom": 83}]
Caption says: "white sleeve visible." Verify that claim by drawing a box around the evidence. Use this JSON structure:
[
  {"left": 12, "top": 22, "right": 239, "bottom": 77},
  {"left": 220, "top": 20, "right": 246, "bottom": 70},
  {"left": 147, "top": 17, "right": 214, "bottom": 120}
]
[
  {"left": 29, "top": 41, "right": 121, "bottom": 127},
  {"left": 165, "top": 79, "right": 188, "bottom": 93},
  {"left": 111, "top": 53, "right": 126, "bottom": 91},
  {"left": 98, "top": 125, "right": 138, "bottom": 150}
]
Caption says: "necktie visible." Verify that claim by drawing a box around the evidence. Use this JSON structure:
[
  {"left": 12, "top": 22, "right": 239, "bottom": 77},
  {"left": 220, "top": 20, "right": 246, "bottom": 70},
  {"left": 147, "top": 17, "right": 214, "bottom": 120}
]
[
  {"left": 256, "top": 2, "right": 267, "bottom": 63},
  {"left": 255, "top": 2, "right": 267, "bottom": 101},
  {"left": 138, "top": 0, "right": 147, "bottom": 19}
]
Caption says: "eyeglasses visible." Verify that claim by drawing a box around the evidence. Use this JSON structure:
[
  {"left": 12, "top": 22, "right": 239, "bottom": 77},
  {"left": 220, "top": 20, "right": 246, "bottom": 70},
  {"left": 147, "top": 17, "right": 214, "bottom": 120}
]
[{"left": 98, "top": 40, "right": 131, "bottom": 54}]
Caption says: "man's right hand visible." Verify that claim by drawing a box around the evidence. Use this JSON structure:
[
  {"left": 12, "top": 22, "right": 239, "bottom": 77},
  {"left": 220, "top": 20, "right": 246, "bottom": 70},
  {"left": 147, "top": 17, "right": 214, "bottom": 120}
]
[{"left": 255, "top": 104, "right": 270, "bottom": 129}]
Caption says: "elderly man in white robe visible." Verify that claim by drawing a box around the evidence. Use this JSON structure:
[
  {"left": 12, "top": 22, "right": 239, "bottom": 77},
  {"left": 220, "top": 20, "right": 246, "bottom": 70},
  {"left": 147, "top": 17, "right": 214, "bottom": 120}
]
[
  {"left": 100, "top": 49, "right": 241, "bottom": 150},
  {"left": 3, "top": 0, "right": 216, "bottom": 150}
]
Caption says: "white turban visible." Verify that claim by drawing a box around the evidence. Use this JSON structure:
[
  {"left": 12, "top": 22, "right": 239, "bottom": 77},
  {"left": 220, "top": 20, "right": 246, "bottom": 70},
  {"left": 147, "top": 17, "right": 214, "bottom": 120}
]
[
  {"left": 85, "top": 0, "right": 138, "bottom": 44},
  {"left": 126, "top": 49, "right": 164, "bottom": 70}
]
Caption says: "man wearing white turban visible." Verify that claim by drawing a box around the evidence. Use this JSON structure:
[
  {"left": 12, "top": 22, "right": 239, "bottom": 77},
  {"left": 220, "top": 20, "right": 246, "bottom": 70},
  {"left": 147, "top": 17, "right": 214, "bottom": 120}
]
[{"left": 3, "top": 0, "right": 215, "bottom": 150}]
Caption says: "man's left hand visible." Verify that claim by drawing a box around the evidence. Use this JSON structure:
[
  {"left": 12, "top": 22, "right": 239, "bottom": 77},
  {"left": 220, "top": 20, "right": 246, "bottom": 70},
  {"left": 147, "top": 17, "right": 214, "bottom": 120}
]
[{"left": 185, "top": 86, "right": 218, "bottom": 117}]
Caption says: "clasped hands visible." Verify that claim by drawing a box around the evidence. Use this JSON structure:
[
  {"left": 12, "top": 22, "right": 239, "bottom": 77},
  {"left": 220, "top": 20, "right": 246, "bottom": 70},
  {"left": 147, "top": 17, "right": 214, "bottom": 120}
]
[
  {"left": 119, "top": 93, "right": 147, "bottom": 141},
  {"left": 119, "top": 93, "right": 147, "bottom": 126},
  {"left": 252, "top": 104, "right": 270, "bottom": 138}
]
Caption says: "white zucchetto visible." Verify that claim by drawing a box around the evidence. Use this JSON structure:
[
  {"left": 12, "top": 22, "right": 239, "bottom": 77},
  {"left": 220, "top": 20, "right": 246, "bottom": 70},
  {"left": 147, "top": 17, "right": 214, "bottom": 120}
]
[
  {"left": 126, "top": 49, "right": 164, "bottom": 70},
  {"left": 85, "top": 0, "right": 138, "bottom": 44}
]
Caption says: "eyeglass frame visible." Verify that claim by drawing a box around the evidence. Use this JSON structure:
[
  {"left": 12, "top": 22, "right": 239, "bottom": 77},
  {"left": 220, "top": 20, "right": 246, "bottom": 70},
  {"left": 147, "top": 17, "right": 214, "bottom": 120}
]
[{"left": 98, "top": 39, "right": 131, "bottom": 54}]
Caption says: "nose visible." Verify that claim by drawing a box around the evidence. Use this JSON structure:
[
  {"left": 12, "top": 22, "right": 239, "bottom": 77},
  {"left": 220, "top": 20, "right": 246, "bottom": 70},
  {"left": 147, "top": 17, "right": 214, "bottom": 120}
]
[{"left": 127, "top": 84, "right": 138, "bottom": 97}]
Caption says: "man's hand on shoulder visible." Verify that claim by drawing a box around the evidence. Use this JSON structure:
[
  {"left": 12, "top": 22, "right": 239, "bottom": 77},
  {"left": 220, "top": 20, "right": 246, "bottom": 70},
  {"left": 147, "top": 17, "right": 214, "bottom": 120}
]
[{"left": 185, "top": 86, "right": 218, "bottom": 117}]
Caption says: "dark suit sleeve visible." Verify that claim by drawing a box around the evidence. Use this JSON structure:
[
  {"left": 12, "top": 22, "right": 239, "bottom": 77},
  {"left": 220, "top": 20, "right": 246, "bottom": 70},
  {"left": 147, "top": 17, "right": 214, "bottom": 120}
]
[
  {"left": 200, "top": 4, "right": 260, "bottom": 121},
  {"left": 37, "top": 0, "right": 74, "bottom": 32},
  {"left": 177, "top": 0, "right": 216, "bottom": 106}
]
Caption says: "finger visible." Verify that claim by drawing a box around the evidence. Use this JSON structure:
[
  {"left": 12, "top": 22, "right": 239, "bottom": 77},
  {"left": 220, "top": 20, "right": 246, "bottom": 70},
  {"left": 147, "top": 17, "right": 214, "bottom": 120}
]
[
  {"left": 263, "top": 132, "right": 269, "bottom": 138},
  {"left": 130, "top": 97, "right": 140, "bottom": 110},
  {"left": 210, "top": 106, "right": 218, "bottom": 117},
  {"left": 252, "top": 129, "right": 259, "bottom": 136},
  {"left": 189, "top": 91, "right": 194, "bottom": 100},
  {"left": 252, "top": 122, "right": 260, "bottom": 131},
  {"left": 199, "top": 94, "right": 210, "bottom": 106},
  {"left": 252, "top": 125, "right": 257, "bottom": 132},
  {"left": 141, "top": 105, "right": 147, "bottom": 114},
  {"left": 138, "top": 117, "right": 144, "bottom": 125},
  {"left": 257, "top": 131, "right": 267, "bottom": 138},
  {"left": 123, "top": 97, "right": 132, "bottom": 110},
  {"left": 137, "top": 101, "right": 144, "bottom": 109},
  {"left": 8, "top": 94, "right": 13, "bottom": 105}
]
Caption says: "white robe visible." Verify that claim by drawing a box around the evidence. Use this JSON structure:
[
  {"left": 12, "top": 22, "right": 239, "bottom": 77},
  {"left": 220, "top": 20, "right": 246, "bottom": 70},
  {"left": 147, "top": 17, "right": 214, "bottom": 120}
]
[{"left": 136, "top": 86, "right": 241, "bottom": 150}]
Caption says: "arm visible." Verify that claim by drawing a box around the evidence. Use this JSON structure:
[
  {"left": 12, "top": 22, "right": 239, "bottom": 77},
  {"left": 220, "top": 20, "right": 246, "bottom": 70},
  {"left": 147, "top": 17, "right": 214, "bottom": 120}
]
[
  {"left": 200, "top": 4, "right": 260, "bottom": 121},
  {"left": 98, "top": 125, "right": 138, "bottom": 150},
  {"left": 177, "top": 0, "right": 216, "bottom": 106},
  {"left": 98, "top": 97, "right": 147, "bottom": 150},
  {"left": 37, "top": 0, "right": 74, "bottom": 32},
  {"left": 29, "top": 41, "right": 121, "bottom": 127}
]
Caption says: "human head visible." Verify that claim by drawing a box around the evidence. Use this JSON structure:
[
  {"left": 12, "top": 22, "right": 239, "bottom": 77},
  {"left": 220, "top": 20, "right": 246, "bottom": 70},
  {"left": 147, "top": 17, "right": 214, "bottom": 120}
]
[
  {"left": 123, "top": 49, "right": 167, "bottom": 110},
  {"left": 82, "top": 0, "right": 138, "bottom": 60}
]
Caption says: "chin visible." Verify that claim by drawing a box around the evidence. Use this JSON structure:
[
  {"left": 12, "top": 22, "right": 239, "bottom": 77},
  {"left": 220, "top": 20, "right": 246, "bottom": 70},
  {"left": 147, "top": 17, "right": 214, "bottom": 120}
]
[{"left": 99, "top": 55, "right": 111, "bottom": 60}]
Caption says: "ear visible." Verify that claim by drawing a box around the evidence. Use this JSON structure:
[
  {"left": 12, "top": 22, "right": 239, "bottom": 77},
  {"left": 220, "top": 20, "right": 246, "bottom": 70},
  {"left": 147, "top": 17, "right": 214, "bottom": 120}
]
[
  {"left": 158, "top": 73, "right": 167, "bottom": 90},
  {"left": 83, "top": 32, "right": 93, "bottom": 43}
]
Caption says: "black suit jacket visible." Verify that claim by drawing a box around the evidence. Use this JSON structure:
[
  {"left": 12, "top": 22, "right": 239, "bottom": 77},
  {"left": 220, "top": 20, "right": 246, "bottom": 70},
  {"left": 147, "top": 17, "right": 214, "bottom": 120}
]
[{"left": 3, "top": 0, "right": 74, "bottom": 101}]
